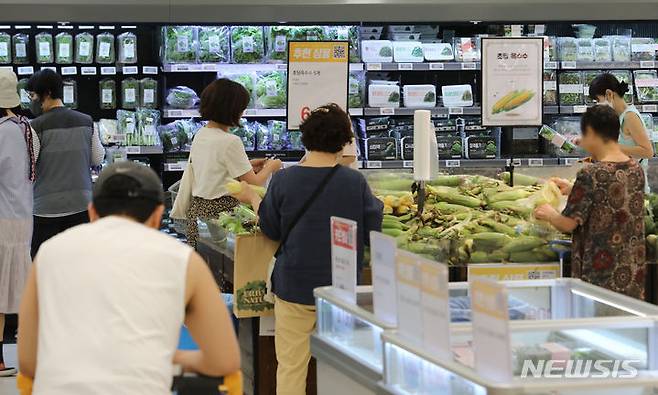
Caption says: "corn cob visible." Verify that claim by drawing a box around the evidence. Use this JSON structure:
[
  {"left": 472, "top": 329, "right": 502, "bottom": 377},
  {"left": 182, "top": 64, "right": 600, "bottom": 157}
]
[
  {"left": 383, "top": 196, "right": 401, "bottom": 208},
  {"left": 370, "top": 178, "right": 414, "bottom": 191},
  {"left": 383, "top": 228, "right": 404, "bottom": 237},
  {"left": 501, "top": 90, "right": 534, "bottom": 112},
  {"left": 489, "top": 201, "right": 532, "bottom": 218},
  {"left": 533, "top": 245, "right": 559, "bottom": 261},
  {"left": 472, "top": 232, "right": 512, "bottom": 249},
  {"left": 502, "top": 236, "right": 546, "bottom": 254},
  {"left": 432, "top": 201, "right": 473, "bottom": 214},
  {"left": 509, "top": 250, "right": 547, "bottom": 263},
  {"left": 479, "top": 219, "right": 517, "bottom": 236},
  {"left": 428, "top": 175, "right": 464, "bottom": 187},
  {"left": 499, "top": 171, "right": 540, "bottom": 186},
  {"left": 225, "top": 180, "right": 266, "bottom": 198},
  {"left": 487, "top": 189, "right": 533, "bottom": 204},
  {"left": 427, "top": 185, "right": 482, "bottom": 208},
  {"left": 383, "top": 219, "right": 409, "bottom": 230},
  {"left": 383, "top": 205, "right": 394, "bottom": 215},
  {"left": 492, "top": 90, "right": 520, "bottom": 114},
  {"left": 383, "top": 214, "right": 402, "bottom": 222},
  {"left": 489, "top": 249, "right": 509, "bottom": 262},
  {"left": 470, "top": 251, "right": 489, "bottom": 263}
]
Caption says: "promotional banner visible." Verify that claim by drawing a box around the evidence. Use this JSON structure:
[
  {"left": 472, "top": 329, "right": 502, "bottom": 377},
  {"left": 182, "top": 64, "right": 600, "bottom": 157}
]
[
  {"left": 482, "top": 37, "right": 543, "bottom": 126},
  {"left": 287, "top": 41, "right": 349, "bottom": 130},
  {"left": 468, "top": 263, "right": 561, "bottom": 281},
  {"left": 331, "top": 216, "right": 358, "bottom": 303}
]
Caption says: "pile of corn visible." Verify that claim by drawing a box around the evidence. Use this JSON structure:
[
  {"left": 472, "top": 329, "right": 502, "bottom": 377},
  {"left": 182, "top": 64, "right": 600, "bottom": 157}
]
[{"left": 371, "top": 172, "right": 567, "bottom": 265}]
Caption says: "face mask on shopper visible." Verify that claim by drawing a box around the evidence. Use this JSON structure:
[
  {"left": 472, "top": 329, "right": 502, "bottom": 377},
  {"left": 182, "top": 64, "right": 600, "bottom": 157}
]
[{"left": 30, "top": 97, "right": 43, "bottom": 117}]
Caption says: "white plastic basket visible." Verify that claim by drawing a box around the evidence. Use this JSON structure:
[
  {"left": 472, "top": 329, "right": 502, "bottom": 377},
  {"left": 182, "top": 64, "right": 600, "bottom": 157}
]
[{"left": 167, "top": 181, "right": 187, "bottom": 235}]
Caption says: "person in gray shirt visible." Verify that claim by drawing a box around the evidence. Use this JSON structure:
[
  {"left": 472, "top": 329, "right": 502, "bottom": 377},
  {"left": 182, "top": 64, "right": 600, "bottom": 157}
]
[{"left": 27, "top": 69, "right": 105, "bottom": 257}]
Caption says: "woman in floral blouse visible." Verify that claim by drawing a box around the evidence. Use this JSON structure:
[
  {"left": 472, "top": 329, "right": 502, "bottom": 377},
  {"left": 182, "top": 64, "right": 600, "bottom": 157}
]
[{"left": 535, "top": 105, "right": 646, "bottom": 299}]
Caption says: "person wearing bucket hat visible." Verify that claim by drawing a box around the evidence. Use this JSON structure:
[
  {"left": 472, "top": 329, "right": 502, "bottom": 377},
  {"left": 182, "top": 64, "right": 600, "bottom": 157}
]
[
  {"left": 18, "top": 161, "right": 240, "bottom": 393},
  {"left": 0, "top": 69, "right": 39, "bottom": 377}
]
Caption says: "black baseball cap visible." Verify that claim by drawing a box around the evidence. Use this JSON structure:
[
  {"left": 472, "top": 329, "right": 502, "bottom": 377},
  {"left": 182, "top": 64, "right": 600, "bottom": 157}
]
[{"left": 93, "top": 161, "right": 165, "bottom": 204}]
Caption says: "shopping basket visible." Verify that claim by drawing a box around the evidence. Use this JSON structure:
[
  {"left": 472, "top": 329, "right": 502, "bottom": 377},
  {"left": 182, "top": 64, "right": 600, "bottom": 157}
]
[{"left": 168, "top": 180, "right": 188, "bottom": 235}]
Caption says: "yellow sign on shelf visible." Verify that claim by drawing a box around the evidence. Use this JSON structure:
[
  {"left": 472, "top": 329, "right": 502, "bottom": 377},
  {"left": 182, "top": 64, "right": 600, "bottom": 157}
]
[{"left": 468, "top": 263, "right": 561, "bottom": 281}]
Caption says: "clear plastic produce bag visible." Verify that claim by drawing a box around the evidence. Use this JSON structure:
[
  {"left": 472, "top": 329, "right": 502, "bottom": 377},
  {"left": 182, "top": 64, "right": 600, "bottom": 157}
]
[
  {"left": 117, "top": 32, "right": 138, "bottom": 64},
  {"left": 99, "top": 79, "right": 116, "bottom": 110},
  {"left": 35, "top": 32, "right": 54, "bottom": 64},
  {"left": 75, "top": 32, "right": 94, "bottom": 64},
  {"left": 62, "top": 79, "right": 77, "bottom": 109},
  {"left": 17, "top": 78, "right": 30, "bottom": 109},
  {"left": 121, "top": 78, "right": 140, "bottom": 109},
  {"left": 140, "top": 78, "right": 158, "bottom": 109},
  {"left": 0, "top": 33, "right": 11, "bottom": 64},
  {"left": 136, "top": 109, "right": 161, "bottom": 146},
  {"left": 55, "top": 32, "right": 73, "bottom": 64},
  {"left": 166, "top": 86, "right": 199, "bottom": 109},
  {"left": 198, "top": 26, "right": 229, "bottom": 63},
  {"left": 162, "top": 26, "right": 197, "bottom": 63},
  {"left": 230, "top": 26, "right": 265, "bottom": 64},
  {"left": 96, "top": 32, "right": 115, "bottom": 64},
  {"left": 255, "top": 71, "right": 286, "bottom": 109},
  {"left": 12, "top": 33, "right": 29, "bottom": 64}
]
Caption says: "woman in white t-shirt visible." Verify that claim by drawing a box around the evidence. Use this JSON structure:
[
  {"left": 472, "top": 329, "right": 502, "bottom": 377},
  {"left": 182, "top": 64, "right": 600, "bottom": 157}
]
[{"left": 182, "top": 79, "right": 282, "bottom": 247}]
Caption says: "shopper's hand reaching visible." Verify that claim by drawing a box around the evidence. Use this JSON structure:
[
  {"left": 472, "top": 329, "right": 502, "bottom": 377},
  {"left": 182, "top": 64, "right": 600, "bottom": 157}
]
[
  {"left": 534, "top": 203, "right": 559, "bottom": 222},
  {"left": 550, "top": 177, "right": 573, "bottom": 196},
  {"left": 231, "top": 181, "right": 257, "bottom": 204},
  {"left": 264, "top": 158, "right": 283, "bottom": 173},
  {"left": 250, "top": 158, "right": 267, "bottom": 173}
]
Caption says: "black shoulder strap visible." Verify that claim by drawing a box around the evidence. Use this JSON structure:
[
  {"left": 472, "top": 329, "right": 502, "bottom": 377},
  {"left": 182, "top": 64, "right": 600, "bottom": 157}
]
[{"left": 276, "top": 165, "right": 340, "bottom": 255}]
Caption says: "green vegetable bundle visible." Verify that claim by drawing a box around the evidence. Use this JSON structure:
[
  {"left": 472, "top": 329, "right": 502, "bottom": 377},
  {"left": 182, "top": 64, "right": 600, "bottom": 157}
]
[
  {"left": 166, "top": 86, "right": 199, "bottom": 109},
  {"left": 74, "top": 32, "right": 94, "bottom": 64},
  {"left": 99, "top": 79, "right": 117, "bottom": 110},
  {"left": 226, "top": 72, "right": 256, "bottom": 108},
  {"left": 35, "top": 32, "right": 53, "bottom": 64},
  {"left": 265, "top": 26, "right": 292, "bottom": 62},
  {"left": 62, "top": 79, "right": 77, "bottom": 109},
  {"left": 558, "top": 72, "right": 583, "bottom": 105},
  {"left": 231, "top": 118, "right": 256, "bottom": 150},
  {"left": 96, "top": 32, "right": 115, "bottom": 64},
  {"left": 255, "top": 71, "right": 286, "bottom": 109},
  {"left": 136, "top": 109, "right": 160, "bottom": 146},
  {"left": 117, "top": 110, "right": 137, "bottom": 138},
  {"left": 121, "top": 78, "right": 140, "bottom": 110},
  {"left": 12, "top": 33, "right": 29, "bottom": 64},
  {"left": 162, "top": 26, "right": 197, "bottom": 63},
  {"left": 17, "top": 78, "right": 30, "bottom": 110},
  {"left": 55, "top": 32, "right": 73, "bottom": 64},
  {"left": 140, "top": 78, "right": 158, "bottom": 109},
  {"left": 198, "top": 26, "right": 229, "bottom": 63},
  {"left": 230, "top": 26, "right": 264, "bottom": 64},
  {"left": 117, "top": 32, "right": 138, "bottom": 64},
  {"left": 0, "top": 33, "right": 10, "bottom": 64},
  {"left": 634, "top": 70, "right": 658, "bottom": 103},
  {"left": 349, "top": 72, "right": 365, "bottom": 108}
]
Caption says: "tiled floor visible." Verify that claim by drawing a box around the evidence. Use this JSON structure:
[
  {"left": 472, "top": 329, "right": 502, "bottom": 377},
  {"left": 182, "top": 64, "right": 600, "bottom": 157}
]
[{"left": 0, "top": 344, "right": 18, "bottom": 395}]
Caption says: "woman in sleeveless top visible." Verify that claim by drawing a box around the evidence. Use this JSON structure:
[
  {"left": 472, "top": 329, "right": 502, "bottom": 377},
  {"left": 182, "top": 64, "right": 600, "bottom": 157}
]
[
  {"left": 588, "top": 73, "right": 654, "bottom": 190},
  {"left": 0, "top": 70, "right": 39, "bottom": 376}
]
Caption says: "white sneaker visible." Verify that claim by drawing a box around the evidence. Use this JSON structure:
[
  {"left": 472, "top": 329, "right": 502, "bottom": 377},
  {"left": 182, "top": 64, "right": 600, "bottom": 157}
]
[{"left": 0, "top": 366, "right": 17, "bottom": 377}]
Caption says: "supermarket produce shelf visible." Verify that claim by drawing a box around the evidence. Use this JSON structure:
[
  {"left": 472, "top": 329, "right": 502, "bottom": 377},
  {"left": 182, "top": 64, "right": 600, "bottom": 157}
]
[
  {"left": 363, "top": 107, "right": 481, "bottom": 116},
  {"left": 163, "top": 108, "right": 362, "bottom": 118},
  {"left": 361, "top": 157, "right": 563, "bottom": 170},
  {"left": 560, "top": 60, "right": 657, "bottom": 70},
  {"left": 124, "top": 145, "right": 164, "bottom": 155},
  {"left": 162, "top": 108, "right": 201, "bottom": 118},
  {"left": 162, "top": 63, "right": 364, "bottom": 73},
  {"left": 363, "top": 62, "right": 480, "bottom": 71}
]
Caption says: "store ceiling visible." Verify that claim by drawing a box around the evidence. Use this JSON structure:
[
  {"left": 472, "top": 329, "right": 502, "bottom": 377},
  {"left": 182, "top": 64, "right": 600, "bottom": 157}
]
[{"left": 1, "top": 0, "right": 658, "bottom": 23}]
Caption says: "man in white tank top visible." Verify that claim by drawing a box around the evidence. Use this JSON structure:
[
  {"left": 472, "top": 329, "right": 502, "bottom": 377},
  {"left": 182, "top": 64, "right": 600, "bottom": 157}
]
[{"left": 17, "top": 162, "right": 240, "bottom": 395}]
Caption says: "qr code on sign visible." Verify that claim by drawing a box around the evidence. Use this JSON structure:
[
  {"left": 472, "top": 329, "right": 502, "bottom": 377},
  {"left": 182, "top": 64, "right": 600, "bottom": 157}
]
[
  {"left": 333, "top": 45, "right": 346, "bottom": 59},
  {"left": 528, "top": 271, "right": 540, "bottom": 280}
]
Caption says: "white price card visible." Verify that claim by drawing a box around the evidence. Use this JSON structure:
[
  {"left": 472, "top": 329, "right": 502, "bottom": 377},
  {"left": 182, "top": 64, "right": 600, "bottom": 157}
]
[
  {"left": 142, "top": 66, "right": 158, "bottom": 75},
  {"left": 370, "top": 232, "right": 398, "bottom": 326},
  {"left": 81, "top": 66, "right": 97, "bottom": 75},
  {"left": 641, "top": 61, "right": 656, "bottom": 69},
  {"left": 166, "top": 163, "right": 185, "bottom": 171},
  {"left": 561, "top": 61, "right": 577, "bottom": 69},
  {"left": 461, "top": 62, "right": 477, "bottom": 70},
  {"left": 122, "top": 66, "right": 138, "bottom": 75},
  {"left": 564, "top": 157, "right": 579, "bottom": 166},
  {"left": 420, "top": 260, "right": 451, "bottom": 361},
  {"left": 366, "top": 161, "right": 382, "bottom": 169},
  {"left": 172, "top": 64, "right": 189, "bottom": 71},
  {"left": 276, "top": 63, "right": 288, "bottom": 70},
  {"left": 366, "top": 62, "right": 382, "bottom": 71},
  {"left": 429, "top": 62, "right": 445, "bottom": 70},
  {"left": 402, "top": 160, "right": 414, "bottom": 168},
  {"left": 468, "top": 263, "right": 560, "bottom": 281},
  {"left": 201, "top": 63, "right": 218, "bottom": 71},
  {"left": 642, "top": 104, "right": 658, "bottom": 113},
  {"left": 287, "top": 41, "right": 349, "bottom": 130},
  {"left": 573, "top": 105, "right": 587, "bottom": 114},
  {"left": 331, "top": 217, "right": 358, "bottom": 304},
  {"left": 60, "top": 66, "right": 77, "bottom": 75},
  {"left": 380, "top": 107, "right": 395, "bottom": 115},
  {"left": 17, "top": 66, "right": 34, "bottom": 75},
  {"left": 528, "top": 158, "right": 544, "bottom": 167},
  {"left": 100, "top": 66, "right": 116, "bottom": 75},
  {"left": 470, "top": 278, "right": 513, "bottom": 382},
  {"left": 445, "top": 159, "right": 461, "bottom": 168},
  {"left": 398, "top": 63, "right": 413, "bottom": 70},
  {"left": 125, "top": 146, "right": 141, "bottom": 154},
  {"left": 512, "top": 158, "right": 522, "bottom": 166},
  {"left": 167, "top": 110, "right": 183, "bottom": 118},
  {"left": 40, "top": 66, "right": 56, "bottom": 72},
  {"left": 449, "top": 107, "right": 464, "bottom": 115},
  {"left": 543, "top": 61, "right": 558, "bottom": 70},
  {"left": 396, "top": 251, "right": 423, "bottom": 344}
]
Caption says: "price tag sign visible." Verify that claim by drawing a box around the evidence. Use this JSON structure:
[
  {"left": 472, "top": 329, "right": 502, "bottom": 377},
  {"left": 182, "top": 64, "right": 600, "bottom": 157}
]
[
  {"left": 468, "top": 263, "right": 560, "bottom": 281},
  {"left": 564, "top": 157, "right": 579, "bottom": 166},
  {"left": 202, "top": 63, "right": 218, "bottom": 71},
  {"left": 448, "top": 107, "right": 464, "bottom": 115},
  {"left": 81, "top": 66, "right": 97, "bottom": 75},
  {"left": 643, "top": 104, "right": 658, "bottom": 112},
  {"left": 420, "top": 260, "right": 451, "bottom": 360},
  {"left": 561, "top": 61, "right": 577, "bottom": 69},
  {"left": 543, "top": 61, "right": 558, "bottom": 69},
  {"left": 528, "top": 158, "right": 544, "bottom": 167},
  {"left": 287, "top": 41, "right": 349, "bottom": 130},
  {"left": 573, "top": 105, "right": 588, "bottom": 113},
  {"left": 512, "top": 158, "right": 522, "bottom": 166},
  {"left": 243, "top": 109, "right": 257, "bottom": 117},
  {"left": 370, "top": 232, "right": 398, "bottom": 326},
  {"left": 17, "top": 66, "right": 34, "bottom": 75},
  {"left": 172, "top": 64, "right": 189, "bottom": 72},
  {"left": 380, "top": 107, "right": 395, "bottom": 115},
  {"left": 125, "top": 146, "right": 141, "bottom": 154},
  {"left": 100, "top": 67, "right": 116, "bottom": 75},
  {"left": 40, "top": 66, "right": 56, "bottom": 72},
  {"left": 366, "top": 62, "right": 382, "bottom": 71},
  {"left": 470, "top": 278, "right": 513, "bottom": 382},
  {"left": 60, "top": 66, "right": 77, "bottom": 75},
  {"left": 398, "top": 62, "right": 413, "bottom": 71},
  {"left": 142, "top": 66, "right": 158, "bottom": 75},
  {"left": 0, "top": 66, "right": 11, "bottom": 71},
  {"left": 167, "top": 110, "right": 183, "bottom": 118},
  {"left": 366, "top": 160, "right": 382, "bottom": 169},
  {"left": 331, "top": 217, "right": 358, "bottom": 304},
  {"left": 641, "top": 60, "right": 656, "bottom": 69},
  {"left": 445, "top": 159, "right": 461, "bottom": 168},
  {"left": 122, "top": 66, "right": 138, "bottom": 75},
  {"left": 396, "top": 251, "right": 423, "bottom": 343},
  {"left": 461, "top": 62, "right": 477, "bottom": 70},
  {"left": 276, "top": 63, "right": 288, "bottom": 70},
  {"left": 402, "top": 160, "right": 414, "bottom": 168},
  {"left": 429, "top": 62, "right": 445, "bottom": 70}
]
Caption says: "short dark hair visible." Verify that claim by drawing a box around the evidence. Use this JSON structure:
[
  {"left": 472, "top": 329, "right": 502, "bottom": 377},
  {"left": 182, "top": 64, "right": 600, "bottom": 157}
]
[
  {"left": 93, "top": 174, "right": 161, "bottom": 223},
  {"left": 581, "top": 105, "right": 620, "bottom": 142},
  {"left": 26, "top": 69, "right": 63, "bottom": 100},
  {"left": 199, "top": 78, "right": 250, "bottom": 127},
  {"left": 588, "top": 73, "right": 629, "bottom": 102},
  {"left": 300, "top": 103, "right": 353, "bottom": 153}
]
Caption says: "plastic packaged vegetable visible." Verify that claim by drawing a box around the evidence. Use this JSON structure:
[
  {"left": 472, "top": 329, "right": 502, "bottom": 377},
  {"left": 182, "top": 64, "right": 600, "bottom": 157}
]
[
  {"left": 140, "top": 78, "right": 158, "bottom": 109},
  {"left": 162, "top": 26, "right": 197, "bottom": 63},
  {"left": 558, "top": 72, "right": 583, "bottom": 105},
  {"left": 576, "top": 38, "right": 593, "bottom": 62},
  {"left": 253, "top": 121, "right": 269, "bottom": 150},
  {"left": 74, "top": 32, "right": 94, "bottom": 64},
  {"left": 99, "top": 79, "right": 116, "bottom": 109},
  {"left": 231, "top": 118, "right": 255, "bottom": 150},
  {"left": 198, "top": 26, "right": 229, "bottom": 63},
  {"left": 55, "top": 32, "right": 73, "bottom": 64},
  {"left": 121, "top": 78, "right": 140, "bottom": 109},
  {"left": 166, "top": 86, "right": 199, "bottom": 109},
  {"left": 593, "top": 38, "right": 611, "bottom": 62},
  {"left": 255, "top": 71, "right": 286, "bottom": 109},
  {"left": 96, "top": 32, "right": 115, "bottom": 64},
  {"left": 265, "top": 26, "right": 292, "bottom": 62},
  {"left": 558, "top": 37, "right": 577, "bottom": 62},
  {"left": 582, "top": 71, "right": 599, "bottom": 104},
  {"left": 349, "top": 72, "right": 365, "bottom": 108},
  {"left": 0, "top": 33, "right": 10, "bottom": 64},
  {"left": 62, "top": 79, "right": 77, "bottom": 109},
  {"left": 136, "top": 109, "right": 160, "bottom": 146},
  {"left": 117, "top": 32, "right": 138, "bottom": 64},
  {"left": 453, "top": 37, "right": 479, "bottom": 62},
  {"left": 609, "top": 36, "right": 631, "bottom": 62},
  {"left": 17, "top": 78, "right": 30, "bottom": 109},
  {"left": 265, "top": 120, "right": 288, "bottom": 150},
  {"left": 225, "top": 72, "right": 256, "bottom": 108},
  {"left": 289, "top": 131, "right": 303, "bottom": 150},
  {"left": 230, "top": 26, "right": 264, "bottom": 64},
  {"left": 290, "top": 26, "right": 326, "bottom": 42},
  {"left": 631, "top": 38, "right": 656, "bottom": 61},
  {"left": 634, "top": 70, "right": 658, "bottom": 103},
  {"left": 609, "top": 70, "right": 634, "bottom": 103},
  {"left": 117, "top": 110, "right": 137, "bottom": 138},
  {"left": 35, "top": 32, "right": 54, "bottom": 64},
  {"left": 543, "top": 70, "right": 557, "bottom": 105},
  {"left": 12, "top": 33, "right": 29, "bottom": 64},
  {"left": 159, "top": 119, "right": 198, "bottom": 151}
]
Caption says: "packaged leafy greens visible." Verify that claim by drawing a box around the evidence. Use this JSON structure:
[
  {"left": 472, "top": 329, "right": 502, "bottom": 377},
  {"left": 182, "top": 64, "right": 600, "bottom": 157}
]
[
  {"left": 230, "top": 26, "right": 264, "bottom": 64},
  {"left": 610, "top": 70, "right": 633, "bottom": 103},
  {"left": 17, "top": 78, "right": 30, "bottom": 109},
  {"left": 255, "top": 71, "right": 286, "bottom": 109},
  {"left": 0, "top": 33, "right": 10, "bottom": 64},
  {"left": 231, "top": 118, "right": 256, "bottom": 150},
  {"left": 264, "top": 120, "right": 288, "bottom": 150},
  {"left": 136, "top": 109, "right": 161, "bottom": 146},
  {"left": 609, "top": 36, "right": 631, "bottom": 62},
  {"left": 96, "top": 32, "right": 115, "bottom": 64},
  {"left": 289, "top": 131, "right": 303, "bottom": 150},
  {"left": 583, "top": 71, "right": 599, "bottom": 104},
  {"left": 543, "top": 70, "right": 557, "bottom": 105},
  {"left": 198, "top": 26, "right": 229, "bottom": 63},
  {"left": 99, "top": 79, "right": 116, "bottom": 110},
  {"left": 253, "top": 121, "right": 269, "bottom": 150},
  {"left": 117, "top": 32, "right": 138, "bottom": 64},
  {"left": 558, "top": 72, "right": 583, "bottom": 105},
  {"left": 634, "top": 70, "right": 658, "bottom": 103},
  {"left": 140, "top": 78, "right": 158, "bottom": 109},
  {"left": 631, "top": 38, "right": 656, "bottom": 61},
  {"left": 290, "top": 26, "right": 326, "bottom": 42},
  {"left": 12, "top": 33, "right": 29, "bottom": 64},
  {"left": 557, "top": 37, "right": 577, "bottom": 62},
  {"left": 593, "top": 38, "right": 611, "bottom": 62},
  {"left": 117, "top": 110, "right": 137, "bottom": 138},
  {"left": 225, "top": 72, "right": 256, "bottom": 108},
  {"left": 121, "top": 78, "right": 140, "bottom": 109},
  {"left": 576, "top": 38, "right": 593, "bottom": 62},
  {"left": 75, "top": 32, "right": 94, "bottom": 64},
  {"left": 162, "top": 26, "right": 197, "bottom": 63},
  {"left": 62, "top": 79, "right": 77, "bottom": 109},
  {"left": 166, "top": 86, "right": 199, "bottom": 109},
  {"left": 265, "top": 26, "right": 292, "bottom": 62},
  {"left": 159, "top": 119, "right": 199, "bottom": 151},
  {"left": 55, "top": 32, "right": 73, "bottom": 64},
  {"left": 349, "top": 72, "right": 365, "bottom": 108},
  {"left": 35, "top": 32, "right": 54, "bottom": 64},
  {"left": 326, "top": 25, "right": 360, "bottom": 63}
]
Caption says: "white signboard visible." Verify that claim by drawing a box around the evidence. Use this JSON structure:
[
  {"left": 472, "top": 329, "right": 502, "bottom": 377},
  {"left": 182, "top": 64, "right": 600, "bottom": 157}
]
[
  {"left": 330, "top": 216, "right": 357, "bottom": 304},
  {"left": 420, "top": 260, "right": 451, "bottom": 361},
  {"left": 395, "top": 250, "right": 422, "bottom": 344},
  {"left": 370, "top": 231, "right": 398, "bottom": 326},
  {"left": 482, "top": 37, "right": 544, "bottom": 126},
  {"left": 470, "top": 278, "right": 513, "bottom": 382},
  {"left": 287, "top": 41, "right": 349, "bottom": 130}
]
